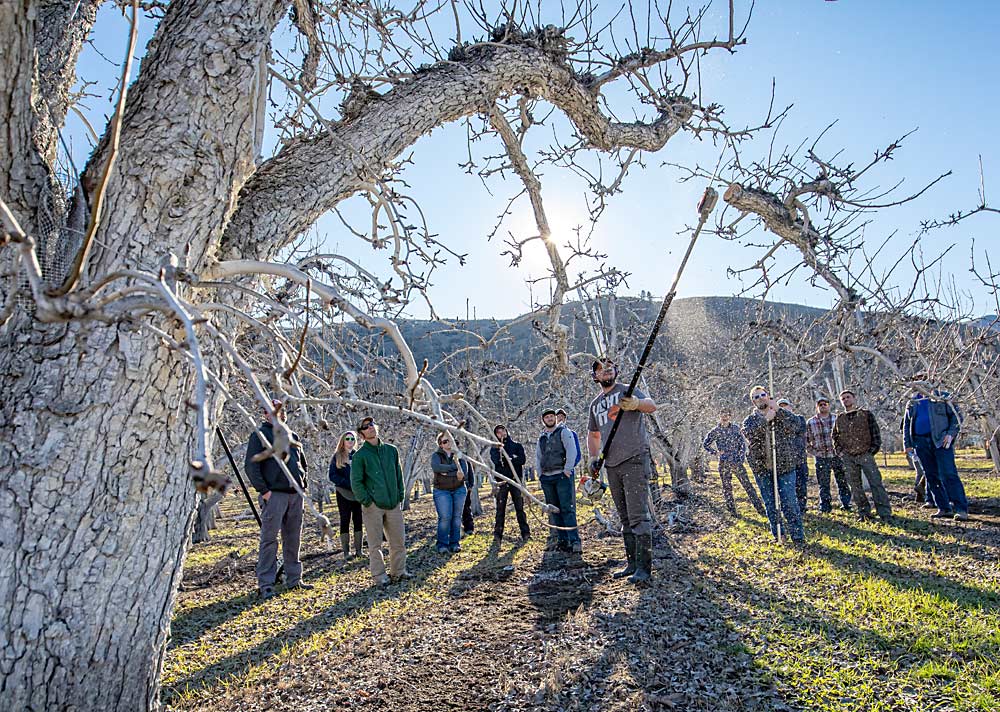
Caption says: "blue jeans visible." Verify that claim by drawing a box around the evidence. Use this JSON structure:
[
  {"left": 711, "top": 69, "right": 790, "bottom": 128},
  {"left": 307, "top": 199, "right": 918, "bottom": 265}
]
[
  {"left": 794, "top": 461, "right": 809, "bottom": 512},
  {"left": 540, "top": 474, "right": 580, "bottom": 545},
  {"left": 814, "top": 456, "right": 852, "bottom": 510},
  {"left": 913, "top": 434, "right": 968, "bottom": 514},
  {"left": 753, "top": 469, "right": 804, "bottom": 542},
  {"left": 433, "top": 485, "right": 467, "bottom": 549}
]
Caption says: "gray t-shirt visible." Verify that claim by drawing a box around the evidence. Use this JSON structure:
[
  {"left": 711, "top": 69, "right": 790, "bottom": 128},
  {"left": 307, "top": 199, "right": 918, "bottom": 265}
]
[{"left": 588, "top": 383, "right": 650, "bottom": 467}]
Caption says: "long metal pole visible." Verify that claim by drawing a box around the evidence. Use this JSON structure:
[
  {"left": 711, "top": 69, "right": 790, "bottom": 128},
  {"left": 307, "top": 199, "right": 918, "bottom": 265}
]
[
  {"left": 217, "top": 427, "right": 261, "bottom": 527},
  {"left": 594, "top": 187, "right": 718, "bottom": 469},
  {"left": 767, "top": 348, "right": 782, "bottom": 543}
]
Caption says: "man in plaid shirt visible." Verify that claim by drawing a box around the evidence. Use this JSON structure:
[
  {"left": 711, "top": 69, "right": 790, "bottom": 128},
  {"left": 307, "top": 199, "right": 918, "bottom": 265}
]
[{"left": 806, "top": 396, "right": 852, "bottom": 512}]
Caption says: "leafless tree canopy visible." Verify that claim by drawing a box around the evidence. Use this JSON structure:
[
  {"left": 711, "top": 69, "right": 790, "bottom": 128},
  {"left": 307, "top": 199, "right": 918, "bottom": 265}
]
[{"left": 0, "top": 1, "right": 997, "bottom": 709}]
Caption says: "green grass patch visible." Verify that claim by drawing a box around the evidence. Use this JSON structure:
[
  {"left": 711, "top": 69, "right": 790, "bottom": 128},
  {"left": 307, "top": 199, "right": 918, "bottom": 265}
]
[{"left": 693, "top": 464, "right": 1000, "bottom": 712}]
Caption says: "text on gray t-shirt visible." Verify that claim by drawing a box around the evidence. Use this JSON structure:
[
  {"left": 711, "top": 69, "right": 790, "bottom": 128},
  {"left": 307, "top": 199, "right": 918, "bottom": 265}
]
[{"left": 587, "top": 383, "right": 650, "bottom": 467}]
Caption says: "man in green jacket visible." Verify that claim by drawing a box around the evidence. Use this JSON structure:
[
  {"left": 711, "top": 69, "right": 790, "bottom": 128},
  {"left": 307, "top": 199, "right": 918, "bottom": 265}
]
[{"left": 350, "top": 415, "right": 410, "bottom": 586}]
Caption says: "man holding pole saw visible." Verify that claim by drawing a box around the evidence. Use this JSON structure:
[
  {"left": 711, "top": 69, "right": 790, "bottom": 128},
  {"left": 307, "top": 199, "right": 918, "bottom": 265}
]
[
  {"left": 742, "top": 386, "right": 805, "bottom": 545},
  {"left": 586, "top": 359, "right": 658, "bottom": 584},
  {"left": 583, "top": 186, "right": 719, "bottom": 585}
]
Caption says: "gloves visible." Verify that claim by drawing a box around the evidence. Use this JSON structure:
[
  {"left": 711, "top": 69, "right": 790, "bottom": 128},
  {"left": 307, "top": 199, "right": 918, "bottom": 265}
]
[
  {"left": 618, "top": 396, "right": 640, "bottom": 411},
  {"left": 588, "top": 456, "right": 603, "bottom": 476}
]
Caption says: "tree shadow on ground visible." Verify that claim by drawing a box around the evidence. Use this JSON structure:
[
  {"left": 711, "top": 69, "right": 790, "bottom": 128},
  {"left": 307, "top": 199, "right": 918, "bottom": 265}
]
[
  {"left": 816, "top": 513, "right": 1000, "bottom": 564},
  {"left": 169, "top": 548, "right": 351, "bottom": 649},
  {"left": 162, "top": 540, "right": 443, "bottom": 705},
  {"left": 526, "top": 545, "right": 610, "bottom": 629},
  {"left": 805, "top": 539, "right": 1000, "bottom": 610},
  {"left": 526, "top": 539, "right": 794, "bottom": 712},
  {"left": 446, "top": 539, "right": 521, "bottom": 597}
]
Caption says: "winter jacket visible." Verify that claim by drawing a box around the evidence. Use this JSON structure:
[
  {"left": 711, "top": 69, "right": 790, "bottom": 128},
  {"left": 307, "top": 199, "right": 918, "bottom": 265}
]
[
  {"left": 742, "top": 408, "right": 801, "bottom": 477},
  {"left": 431, "top": 449, "right": 473, "bottom": 491},
  {"left": 350, "top": 440, "right": 404, "bottom": 509},
  {"left": 903, "top": 393, "right": 961, "bottom": 449},
  {"left": 244, "top": 422, "right": 308, "bottom": 495},
  {"left": 490, "top": 437, "right": 527, "bottom": 480},
  {"left": 702, "top": 423, "right": 747, "bottom": 463},
  {"left": 833, "top": 409, "right": 881, "bottom": 456},
  {"left": 789, "top": 412, "right": 808, "bottom": 465},
  {"left": 328, "top": 452, "right": 353, "bottom": 489}
]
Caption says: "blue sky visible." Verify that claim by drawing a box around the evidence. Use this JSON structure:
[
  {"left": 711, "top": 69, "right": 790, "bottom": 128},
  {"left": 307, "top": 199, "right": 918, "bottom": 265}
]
[{"left": 70, "top": 1, "right": 999, "bottom": 321}]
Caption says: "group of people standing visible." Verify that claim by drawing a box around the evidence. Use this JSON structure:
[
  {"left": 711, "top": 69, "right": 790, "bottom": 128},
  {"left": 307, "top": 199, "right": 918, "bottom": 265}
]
[
  {"left": 702, "top": 386, "right": 970, "bottom": 546},
  {"left": 242, "top": 355, "right": 665, "bottom": 598},
  {"left": 240, "top": 373, "right": 972, "bottom": 599}
]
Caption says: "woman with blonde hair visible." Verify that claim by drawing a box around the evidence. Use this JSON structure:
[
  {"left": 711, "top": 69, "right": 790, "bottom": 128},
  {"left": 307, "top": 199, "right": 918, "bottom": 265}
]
[
  {"left": 329, "top": 430, "right": 363, "bottom": 561},
  {"left": 430, "top": 431, "right": 470, "bottom": 553}
]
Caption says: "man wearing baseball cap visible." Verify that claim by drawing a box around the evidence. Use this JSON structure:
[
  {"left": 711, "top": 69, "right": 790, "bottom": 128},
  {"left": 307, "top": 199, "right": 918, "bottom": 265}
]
[
  {"left": 244, "top": 398, "right": 312, "bottom": 599},
  {"left": 777, "top": 398, "right": 810, "bottom": 513},
  {"left": 489, "top": 424, "right": 530, "bottom": 546},
  {"left": 742, "top": 386, "right": 805, "bottom": 544},
  {"left": 587, "top": 358, "right": 658, "bottom": 583},
  {"left": 350, "top": 415, "right": 410, "bottom": 586},
  {"left": 806, "top": 396, "right": 852, "bottom": 512},
  {"left": 535, "top": 407, "right": 581, "bottom": 553}
]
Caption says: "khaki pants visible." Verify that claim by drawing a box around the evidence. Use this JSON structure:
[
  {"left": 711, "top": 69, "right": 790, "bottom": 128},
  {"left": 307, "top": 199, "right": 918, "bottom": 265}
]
[{"left": 362, "top": 503, "right": 407, "bottom": 579}]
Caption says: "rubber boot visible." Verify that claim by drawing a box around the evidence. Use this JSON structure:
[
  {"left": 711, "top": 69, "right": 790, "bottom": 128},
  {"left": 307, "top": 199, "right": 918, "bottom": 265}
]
[
  {"left": 612, "top": 533, "right": 637, "bottom": 579},
  {"left": 340, "top": 533, "right": 352, "bottom": 561},
  {"left": 628, "top": 534, "right": 652, "bottom": 586},
  {"left": 353, "top": 530, "right": 364, "bottom": 558}
]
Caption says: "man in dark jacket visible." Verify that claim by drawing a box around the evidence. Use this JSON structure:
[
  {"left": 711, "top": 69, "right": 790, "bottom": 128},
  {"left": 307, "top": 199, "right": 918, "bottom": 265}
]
[
  {"left": 832, "top": 390, "right": 892, "bottom": 522},
  {"left": 351, "top": 415, "right": 409, "bottom": 586},
  {"left": 903, "top": 390, "right": 968, "bottom": 520},
  {"left": 742, "top": 386, "right": 805, "bottom": 543},
  {"left": 245, "top": 399, "right": 312, "bottom": 599},
  {"left": 703, "top": 409, "right": 765, "bottom": 517},
  {"left": 777, "top": 398, "right": 810, "bottom": 513},
  {"left": 490, "top": 425, "right": 531, "bottom": 545}
]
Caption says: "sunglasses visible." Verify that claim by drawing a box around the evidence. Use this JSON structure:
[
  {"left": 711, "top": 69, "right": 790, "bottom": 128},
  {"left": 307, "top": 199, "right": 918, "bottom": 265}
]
[
  {"left": 751, "top": 392, "right": 769, "bottom": 400},
  {"left": 344, "top": 436, "right": 356, "bottom": 441},
  {"left": 360, "top": 421, "right": 376, "bottom": 430}
]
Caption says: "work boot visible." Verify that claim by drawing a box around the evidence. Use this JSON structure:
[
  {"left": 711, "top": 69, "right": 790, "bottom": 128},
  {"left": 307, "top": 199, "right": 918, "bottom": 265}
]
[
  {"left": 353, "top": 530, "right": 364, "bottom": 557},
  {"left": 613, "top": 533, "right": 637, "bottom": 579},
  {"left": 340, "top": 533, "right": 352, "bottom": 561},
  {"left": 627, "top": 534, "right": 652, "bottom": 586}
]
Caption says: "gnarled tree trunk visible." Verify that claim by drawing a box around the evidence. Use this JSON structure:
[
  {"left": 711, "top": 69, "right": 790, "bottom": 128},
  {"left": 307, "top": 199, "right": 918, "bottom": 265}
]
[{"left": 0, "top": 2, "right": 283, "bottom": 708}]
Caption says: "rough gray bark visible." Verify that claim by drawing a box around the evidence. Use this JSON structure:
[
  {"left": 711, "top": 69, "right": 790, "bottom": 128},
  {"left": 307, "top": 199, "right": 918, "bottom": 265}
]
[{"left": 0, "top": 1, "right": 284, "bottom": 709}]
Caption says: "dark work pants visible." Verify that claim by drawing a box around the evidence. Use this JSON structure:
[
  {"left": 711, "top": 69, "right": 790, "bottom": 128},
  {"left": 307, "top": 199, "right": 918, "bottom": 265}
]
[
  {"left": 256, "top": 491, "right": 303, "bottom": 588},
  {"left": 335, "top": 490, "right": 363, "bottom": 533},
  {"left": 718, "top": 460, "right": 765, "bottom": 516},
  {"left": 462, "top": 486, "right": 474, "bottom": 533},
  {"left": 814, "top": 456, "right": 852, "bottom": 511},
  {"left": 607, "top": 454, "right": 652, "bottom": 537},
  {"left": 840, "top": 453, "right": 891, "bottom": 518},
  {"left": 494, "top": 481, "right": 530, "bottom": 539}
]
